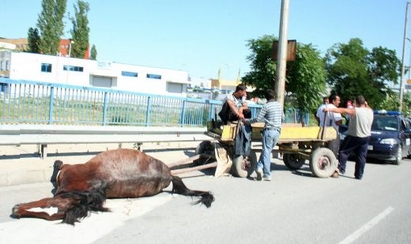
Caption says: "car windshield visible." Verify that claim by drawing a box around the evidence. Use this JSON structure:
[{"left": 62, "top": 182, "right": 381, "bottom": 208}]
[{"left": 371, "top": 116, "right": 398, "bottom": 131}]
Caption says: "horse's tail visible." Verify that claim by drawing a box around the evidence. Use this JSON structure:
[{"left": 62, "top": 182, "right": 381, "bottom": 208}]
[
  {"left": 50, "top": 160, "right": 63, "bottom": 195},
  {"left": 171, "top": 176, "right": 215, "bottom": 208},
  {"left": 61, "top": 181, "right": 109, "bottom": 225}
]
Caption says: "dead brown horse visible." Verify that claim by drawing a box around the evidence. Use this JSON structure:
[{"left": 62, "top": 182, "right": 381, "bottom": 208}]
[{"left": 11, "top": 148, "right": 214, "bottom": 225}]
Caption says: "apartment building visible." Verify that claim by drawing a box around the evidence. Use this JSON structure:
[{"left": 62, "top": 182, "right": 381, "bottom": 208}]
[{"left": 0, "top": 51, "right": 190, "bottom": 96}]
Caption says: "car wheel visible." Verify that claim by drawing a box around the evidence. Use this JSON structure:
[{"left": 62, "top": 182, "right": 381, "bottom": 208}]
[{"left": 394, "top": 146, "right": 402, "bottom": 165}]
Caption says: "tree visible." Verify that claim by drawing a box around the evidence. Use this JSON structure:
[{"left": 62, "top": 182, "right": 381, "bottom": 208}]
[
  {"left": 37, "top": 0, "right": 67, "bottom": 55},
  {"left": 90, "top": 44, "right": 97, "bottom": 60},
  {"left": 402, "top": 93, "right": 411, "bottom": 116},
  {"left": 27, "top": 27, "right": 41, "bottom": 53},
  {"left": 325, "top": 38, "right": 401, "bottom": 110},
  {"left": 69, "top": 0, "right": 90, "bottom": 58},
  {"left": 381, "top": 92, "right": 411, "bottom": 116},
  {"left": 241, "top": 35, "right": 327, "bottom": 117},
  {"left": 286, "top": 43, "right": 327, "bottom": 114},
  {"left": 241, "top": 35, "right": 277, "bottom": 96}
]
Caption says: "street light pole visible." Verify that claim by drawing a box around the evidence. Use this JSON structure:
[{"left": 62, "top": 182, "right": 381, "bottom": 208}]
[
  {"left": 399, "top": 2, "right": 410, "bottom": 112},
  {"left": 68, "top": 39, "right": 74, "bottom": 57},
  {"left": 274, "top": 0, "right": 290, "bottom": 107},
  {"left": 66, "top": 40, "right": 74, "bottom": 83}
]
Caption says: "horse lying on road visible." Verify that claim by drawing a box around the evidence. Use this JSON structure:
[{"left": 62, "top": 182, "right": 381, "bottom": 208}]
[{"left": 11, "top": 148, "right": 215, "bottom": 225}]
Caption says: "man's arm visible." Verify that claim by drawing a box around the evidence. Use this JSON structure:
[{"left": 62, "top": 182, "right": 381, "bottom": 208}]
[
  {"left": 325, "top": 106, "right": 361, "bottom": 117},
  {"left": 325, "top": 102, "right": 372, "bottom": 115},
  {"left": 324, "top": 107, "right": 355, "bottom": 115}
]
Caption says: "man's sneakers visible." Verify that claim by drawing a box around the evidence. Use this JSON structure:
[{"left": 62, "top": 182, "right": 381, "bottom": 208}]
[
  {"left": 256, "top": 168, "right": 271, "bottom": 181},
  {"left": 255, "top": 168, "right": 263, "bottom": 181},
  {"left": 263, "top": 176, "right": 271, "bottom": 181}
]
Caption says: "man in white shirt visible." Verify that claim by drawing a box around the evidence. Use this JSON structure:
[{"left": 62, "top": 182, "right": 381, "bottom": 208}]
[
  {"left": 315, "top": 96, "right": 329, "bottom": 126},
  {"left": 319, "top": 93, "right": 342, "bottom": 157}
]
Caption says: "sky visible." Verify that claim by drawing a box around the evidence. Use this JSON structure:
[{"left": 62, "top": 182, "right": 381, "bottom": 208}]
[{"left": 1, "top": 0, "right": 410, "bottom": 81}]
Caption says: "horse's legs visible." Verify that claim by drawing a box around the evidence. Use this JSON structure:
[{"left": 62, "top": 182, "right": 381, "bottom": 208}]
[
  {"left": 171, "top": 176, "right": 214, "bottom": 207},
  {"left": 50, "top": 160, "right": 63, "bottom": 195}
]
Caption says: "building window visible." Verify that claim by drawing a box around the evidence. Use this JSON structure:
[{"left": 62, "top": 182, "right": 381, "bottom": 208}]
[
  {"left": 63, "top": 65, "right": 84, "bottom": 72},
  {"left": 146, "top": 73, "right": 161, "bottom": 79},
  {"left": 121, "top": 71, "right": 138, "bottom": 77},
  {"left": 41, "top": 63, "right": 52, "bottom": 73},
  {"left": 1, "top": 60, "right": 9, "bottom": 71}
]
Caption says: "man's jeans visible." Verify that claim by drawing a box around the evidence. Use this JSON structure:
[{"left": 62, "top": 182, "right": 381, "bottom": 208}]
[
  {"left": 338, "top": 135, "right": 370, "bottom": 179},
  {"left": 257, "top": 129, "right": 280, "bottom": 178}
]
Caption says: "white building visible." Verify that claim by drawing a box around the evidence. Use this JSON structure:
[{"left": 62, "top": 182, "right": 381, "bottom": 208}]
[
  {"left": 0, "top": 51, "right": 191, "bottom": 97},
  {"left": 0, "top": 41, "right": 16, "bottom": 50},
  {"left": 189, "top": 77, "right": 211, "bottom": 89}
]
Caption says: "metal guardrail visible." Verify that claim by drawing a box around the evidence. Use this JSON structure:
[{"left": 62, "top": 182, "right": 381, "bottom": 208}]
[{"left": 0, "top": 124, "right": 211, "bottom": 158}]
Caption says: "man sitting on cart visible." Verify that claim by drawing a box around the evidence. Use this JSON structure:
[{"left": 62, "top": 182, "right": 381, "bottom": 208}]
[{"left": 218, "top": 84, "right": 251, "bottom": 124}]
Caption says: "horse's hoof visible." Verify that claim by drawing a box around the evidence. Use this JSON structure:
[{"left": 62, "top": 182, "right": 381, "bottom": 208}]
[
  {"left": 10, "top": 204, "right": 21, "bottom": 219},
  {"left": 54, "top": 160, "right": 63, "bottom": 169}
]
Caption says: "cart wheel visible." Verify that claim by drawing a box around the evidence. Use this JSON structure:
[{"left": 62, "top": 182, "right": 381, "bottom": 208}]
[
  {"left": 231, "top": 150, "right": 257, "bottom": 178},
  {"left": 309, "top": 147, "right": 337, "bottom": 178},
  {"left": 194, "top": 141, "right": 215, "bottom": 165},
  {"left": 283, "top": 153, "right": 305, "bottom": 170}
]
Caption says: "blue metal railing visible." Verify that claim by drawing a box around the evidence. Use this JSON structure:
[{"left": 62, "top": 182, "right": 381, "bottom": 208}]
[{"left": 0, "top": 78, "right": 265, "bottom": 127}]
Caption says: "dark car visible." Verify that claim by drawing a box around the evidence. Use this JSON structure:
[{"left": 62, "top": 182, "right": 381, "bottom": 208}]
[{"left": 339, "top": 110, "right": 411, "bottom": 165}]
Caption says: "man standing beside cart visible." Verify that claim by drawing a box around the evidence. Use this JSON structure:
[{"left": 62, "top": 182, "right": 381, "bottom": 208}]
[
  {"left": 319, "top": 92, "right": 343, "bottom": 158},
  {"left": 315, "top": 96, "right": 329, "bottom": 126},
  {"left": 244, "top": 89, "right": 283, "bottom": 181}
]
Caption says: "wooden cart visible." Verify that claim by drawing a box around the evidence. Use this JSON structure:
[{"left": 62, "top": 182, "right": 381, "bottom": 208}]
[{"left": 192, "top": 120, "right": 338, "bottom": 178}]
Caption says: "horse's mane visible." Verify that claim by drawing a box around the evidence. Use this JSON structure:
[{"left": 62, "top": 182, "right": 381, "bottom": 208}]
[{"left": 59, "top": 182, "right": 110, "bottom": 225}]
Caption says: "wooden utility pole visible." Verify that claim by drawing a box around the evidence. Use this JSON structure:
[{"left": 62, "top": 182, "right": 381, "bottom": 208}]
[
  {"left": 274, "top": 0, "right": 290, "bottom": 107},
  {"left": 400, "top": 2, "right": 410, "bottom": 112}
]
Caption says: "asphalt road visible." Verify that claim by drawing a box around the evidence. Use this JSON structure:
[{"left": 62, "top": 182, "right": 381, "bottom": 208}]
[{"left": 1, "top": 147, "right": 410, "bottom": 244}]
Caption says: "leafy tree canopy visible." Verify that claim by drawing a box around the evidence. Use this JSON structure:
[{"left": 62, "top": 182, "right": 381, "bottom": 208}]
[
  {"left": 27, "top": 28, "right": 41, "bottom": 53},
  {"left": 70, "top": 0, "right": 90, "bottom": 58},
  {"left": 325, "top": 38, "right": 401, "bottom": 110},
  {"left": 90, "top": 44, "right": 97, "bottom": 60},
  {"left": 37, "top": 0, "right": 67, "bottom": 55},
  {"left": 241, "top": 35, "right": 327, "bottom": 116},
  {"left": 286, "top": 43, "right": 327, "bottom": 113}
]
